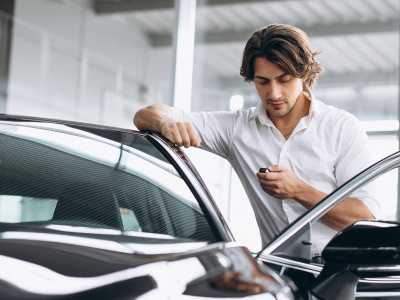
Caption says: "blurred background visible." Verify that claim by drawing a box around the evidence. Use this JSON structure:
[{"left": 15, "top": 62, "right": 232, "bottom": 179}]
[{"left": 0, "top": 0, "right": 398, "bottom": 251}]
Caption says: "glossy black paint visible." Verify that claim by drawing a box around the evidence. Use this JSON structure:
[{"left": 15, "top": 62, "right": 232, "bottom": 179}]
[
  {"left": 0, "top": 224, "right": 290, "bottom": 299},
  {"left": 311, "top": 221, "right": 400, "bottom": 300},
  {"left": 323, "top": 220, "right": 400, "bottom": 264}
]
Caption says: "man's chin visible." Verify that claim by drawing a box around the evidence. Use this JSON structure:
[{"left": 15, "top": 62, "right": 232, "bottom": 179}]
[{"left": 267, "top": 109, "right": 290, "bottom": 118}]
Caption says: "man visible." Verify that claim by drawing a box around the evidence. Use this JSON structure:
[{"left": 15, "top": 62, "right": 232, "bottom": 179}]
[{"left": 133, "top": 24, "right": 379, "bottom": 255}]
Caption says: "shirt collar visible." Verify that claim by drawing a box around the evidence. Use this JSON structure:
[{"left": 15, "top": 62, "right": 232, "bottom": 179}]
[
  {"left": 249, "top": 88, "right": 321, "bottom": 124},
  {"left": 305, "top": 88, "right": 321, "bottom": 122}
]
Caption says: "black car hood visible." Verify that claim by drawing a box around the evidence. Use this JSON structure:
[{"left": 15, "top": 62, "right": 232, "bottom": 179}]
[
  {"left": 0, "top": 224, "right": 210, "bottom": 276},
  {"left": 0, "top": 224, "right": 293, "bottom": 299}
]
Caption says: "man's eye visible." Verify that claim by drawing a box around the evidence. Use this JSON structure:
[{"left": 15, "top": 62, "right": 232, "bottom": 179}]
[
  {"left": 256, "top": 79, "right": 268, "bottom": 85},
  {"left": 280, "top": 77, "right": 291, "bottom": 82}
]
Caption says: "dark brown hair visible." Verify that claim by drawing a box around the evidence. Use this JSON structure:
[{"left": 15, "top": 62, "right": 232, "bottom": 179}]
[{"left": 240, "top": 24, "right": 323, "bottom": 88}]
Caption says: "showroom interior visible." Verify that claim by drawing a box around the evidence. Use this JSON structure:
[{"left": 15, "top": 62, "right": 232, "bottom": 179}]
[{"left": 0, "top": 0, "right": 399, "bottom": 251}]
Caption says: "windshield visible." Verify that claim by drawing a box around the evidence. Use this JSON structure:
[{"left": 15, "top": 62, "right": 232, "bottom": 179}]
[{"left": 0, "top": 122, "right": 217, "bottom": 243}]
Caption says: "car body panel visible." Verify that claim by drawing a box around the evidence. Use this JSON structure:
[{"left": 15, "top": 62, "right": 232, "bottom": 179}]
[{"left": 0, "top": 224, "right": 290, "bottom": 299}]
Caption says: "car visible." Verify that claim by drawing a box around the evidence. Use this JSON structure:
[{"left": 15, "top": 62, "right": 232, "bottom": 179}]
[
  {"left": 1, "top": 114, "right": 400, "bottom": 300},
  {"left": 0, "top": 114, "right": 296, "bottom": 299}
]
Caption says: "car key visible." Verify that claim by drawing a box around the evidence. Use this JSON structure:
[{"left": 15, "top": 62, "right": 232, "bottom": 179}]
[{"left": 259, "top": 168, "right": 270, "bottom": 173}]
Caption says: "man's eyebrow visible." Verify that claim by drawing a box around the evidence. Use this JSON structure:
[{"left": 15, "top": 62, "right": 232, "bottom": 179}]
[
  {"left": 277, "top": 73, "right": 290, "bottom": 78},
  {"left": 254, "top": 73, "right": 289, "bottom": 80}
]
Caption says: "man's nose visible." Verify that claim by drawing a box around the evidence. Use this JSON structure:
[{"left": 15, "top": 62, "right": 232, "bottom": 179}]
[{"left": 269, "top": 82, "right": 281, "bottom": 100}]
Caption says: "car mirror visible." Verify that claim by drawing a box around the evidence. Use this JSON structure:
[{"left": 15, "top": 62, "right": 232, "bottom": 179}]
[
  {"left": 312, "top": 220, "right": 400, "bottom": 300},
  {"left": 322, "top": 219, "right": 400, "bottom": 264}
]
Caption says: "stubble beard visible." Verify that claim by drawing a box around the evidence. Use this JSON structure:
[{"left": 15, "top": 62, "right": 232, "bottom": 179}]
[{"left": 266, "top": 94, "right": 300, "bottom": 119}]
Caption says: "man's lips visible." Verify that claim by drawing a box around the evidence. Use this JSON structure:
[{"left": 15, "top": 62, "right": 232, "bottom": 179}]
[{"left": 269, "top": 102, "right": 285, "bottom": 109}]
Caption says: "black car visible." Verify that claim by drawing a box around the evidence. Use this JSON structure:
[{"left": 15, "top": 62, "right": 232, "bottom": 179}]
[
  {"left": 1, "top": 114, "right": 400, "bottom": 300},
  {"left": 0, "top": 114, "right": 295, "bottom": 299}
]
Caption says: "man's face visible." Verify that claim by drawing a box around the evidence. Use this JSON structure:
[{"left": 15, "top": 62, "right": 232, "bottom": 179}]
[{"left": 253, "top": 57, "right": 305, "bottom": 119}]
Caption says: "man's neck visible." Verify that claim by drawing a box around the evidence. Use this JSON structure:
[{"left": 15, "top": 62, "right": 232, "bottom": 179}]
[{"left": 269, "top": 94, "right": 311, "bottom": 136}]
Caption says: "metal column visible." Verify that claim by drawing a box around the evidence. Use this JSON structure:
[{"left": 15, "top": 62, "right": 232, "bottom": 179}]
[{"left": 171, "top": 0, "right": 197, "bottom": 111}]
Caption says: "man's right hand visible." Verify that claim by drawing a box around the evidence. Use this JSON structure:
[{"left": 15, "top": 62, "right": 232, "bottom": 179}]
[
  {"left": 134, "top": 104, "right": 201, "bottom": 148},
  {"left": 161, "top": 121, "right": 201, "bottom": 148}
]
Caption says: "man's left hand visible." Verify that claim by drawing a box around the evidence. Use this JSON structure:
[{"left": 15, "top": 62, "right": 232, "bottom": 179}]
[{"left": 256, "top": 165, "right": 305, "bottom": 200}]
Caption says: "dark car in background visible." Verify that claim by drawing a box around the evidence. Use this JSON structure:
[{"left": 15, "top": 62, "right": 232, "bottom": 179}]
[
  {"left": 2, "top": 114, "right": 400, "bottom": 300},
  {"left": 0, "top": 114, "right": 295, "bottom": 299}
]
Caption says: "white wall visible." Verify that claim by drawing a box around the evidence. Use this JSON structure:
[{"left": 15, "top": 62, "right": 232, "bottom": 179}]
[
  {"left": 145, "top": 46, "right": 174, "bottom": 108},
  {"left": 5, "top": 0, "right": 230, "bottom": 126},
  {"left": 6, "top": 0, "right": 162, "bottom": 129}
]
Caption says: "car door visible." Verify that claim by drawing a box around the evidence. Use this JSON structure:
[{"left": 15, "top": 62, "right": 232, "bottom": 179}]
[{"left": 257, "top": 151, "right": 400, "bottom": 299}]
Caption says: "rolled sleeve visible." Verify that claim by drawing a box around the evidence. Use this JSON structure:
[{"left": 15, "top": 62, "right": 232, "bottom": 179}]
[
  {"left": 334, "top": 115, "right": 380, "bottom": 218},
  {"left": 169, "top": 107, "right": 237, "bottom": 159}
]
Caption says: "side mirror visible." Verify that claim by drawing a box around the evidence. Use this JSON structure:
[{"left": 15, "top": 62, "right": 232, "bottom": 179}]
[{"left": 312, "top": 220, "right": 400, "bottom": 300}]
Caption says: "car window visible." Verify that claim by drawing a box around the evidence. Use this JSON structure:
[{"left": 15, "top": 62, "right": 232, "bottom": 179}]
[
  {"left": 0, "top": 196, "right": 57, "bottom": 222},
  {"left": 0, "top": 196, "right": 143, "bottom": 232},
  {"left": 0, "top": 123, "right": 217, "bottom": 243}
]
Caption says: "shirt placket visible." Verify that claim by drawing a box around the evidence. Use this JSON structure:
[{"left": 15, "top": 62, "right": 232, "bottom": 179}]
[{"left": 279, "top": 118, "right": 309, "bottom": 223}]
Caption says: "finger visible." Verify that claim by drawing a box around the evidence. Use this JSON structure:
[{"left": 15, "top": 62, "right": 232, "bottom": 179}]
[
  {"left": 186, "top": 123, "right": 201, "bottom": 147},
  {"left": 259, "top": 180, "right": 279, "bottom": 190},
  {"left": 256, "top": 171, "right": 272, "bottom": 179},
  {"left": 268, "top": 165, "right": 287, "bottom": 172},
  {"left": 260, "top": 184, "right": 283, "bottom": 198},
  {"left": 177, "top": 123, "right": 192, "bottom": 148},
  {"left": 257, "top": 172, "right": 279, "bottom": 182},
  {"left": 165, "top": 123, "right": 190, "bottom": 147},
  {"left": 256, "top": 172, "right": 264, "bottom": 179},
  {"left": 166, "top": 124, "right": 183, "bottom": 146}
]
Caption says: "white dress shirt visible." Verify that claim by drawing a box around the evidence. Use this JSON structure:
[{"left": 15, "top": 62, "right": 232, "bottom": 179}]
[{"left": 170, "top": 93, "right": 380, "bottom": 254}]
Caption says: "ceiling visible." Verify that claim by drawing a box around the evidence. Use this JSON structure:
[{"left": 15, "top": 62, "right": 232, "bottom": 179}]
[{"left": 92, "top": 0, "right": 399, "bottom": 98}]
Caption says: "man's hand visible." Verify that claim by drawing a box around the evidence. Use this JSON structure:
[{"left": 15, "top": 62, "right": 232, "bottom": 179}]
[
  {"left": 256, "top": 165, "right": 375, "bottom": 231},
  {"left": 161, "top": 121, "right": 201, "bottom": 148},
  {"left": 133, "top": 104, "right": 201, "bottom": 148},
  {"left": 256, "top": 165, "right": 306, "bottom": 200}
]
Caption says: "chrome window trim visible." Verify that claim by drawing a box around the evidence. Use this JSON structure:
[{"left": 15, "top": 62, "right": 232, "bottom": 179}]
[
  {"left": 257, "top": 254, "right": 322, "bottom": 275},
  {"left": 360, "top": 276, "right": 400, "bottom": 283},
  {"left": 355, "top": 291, "right": 400, "bottom": 297},
  {"left": 357, "top": 266, "right": 400, "bottom": 273}
]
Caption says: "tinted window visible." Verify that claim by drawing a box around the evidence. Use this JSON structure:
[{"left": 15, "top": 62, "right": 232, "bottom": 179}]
[{"left": 0, "top": 123, "right": 217, "bottom": 243}]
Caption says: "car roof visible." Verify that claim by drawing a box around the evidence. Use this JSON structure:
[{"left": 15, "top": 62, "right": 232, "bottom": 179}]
[{"left": 0, "top": 113, "right": 143, "bottom": 139}]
